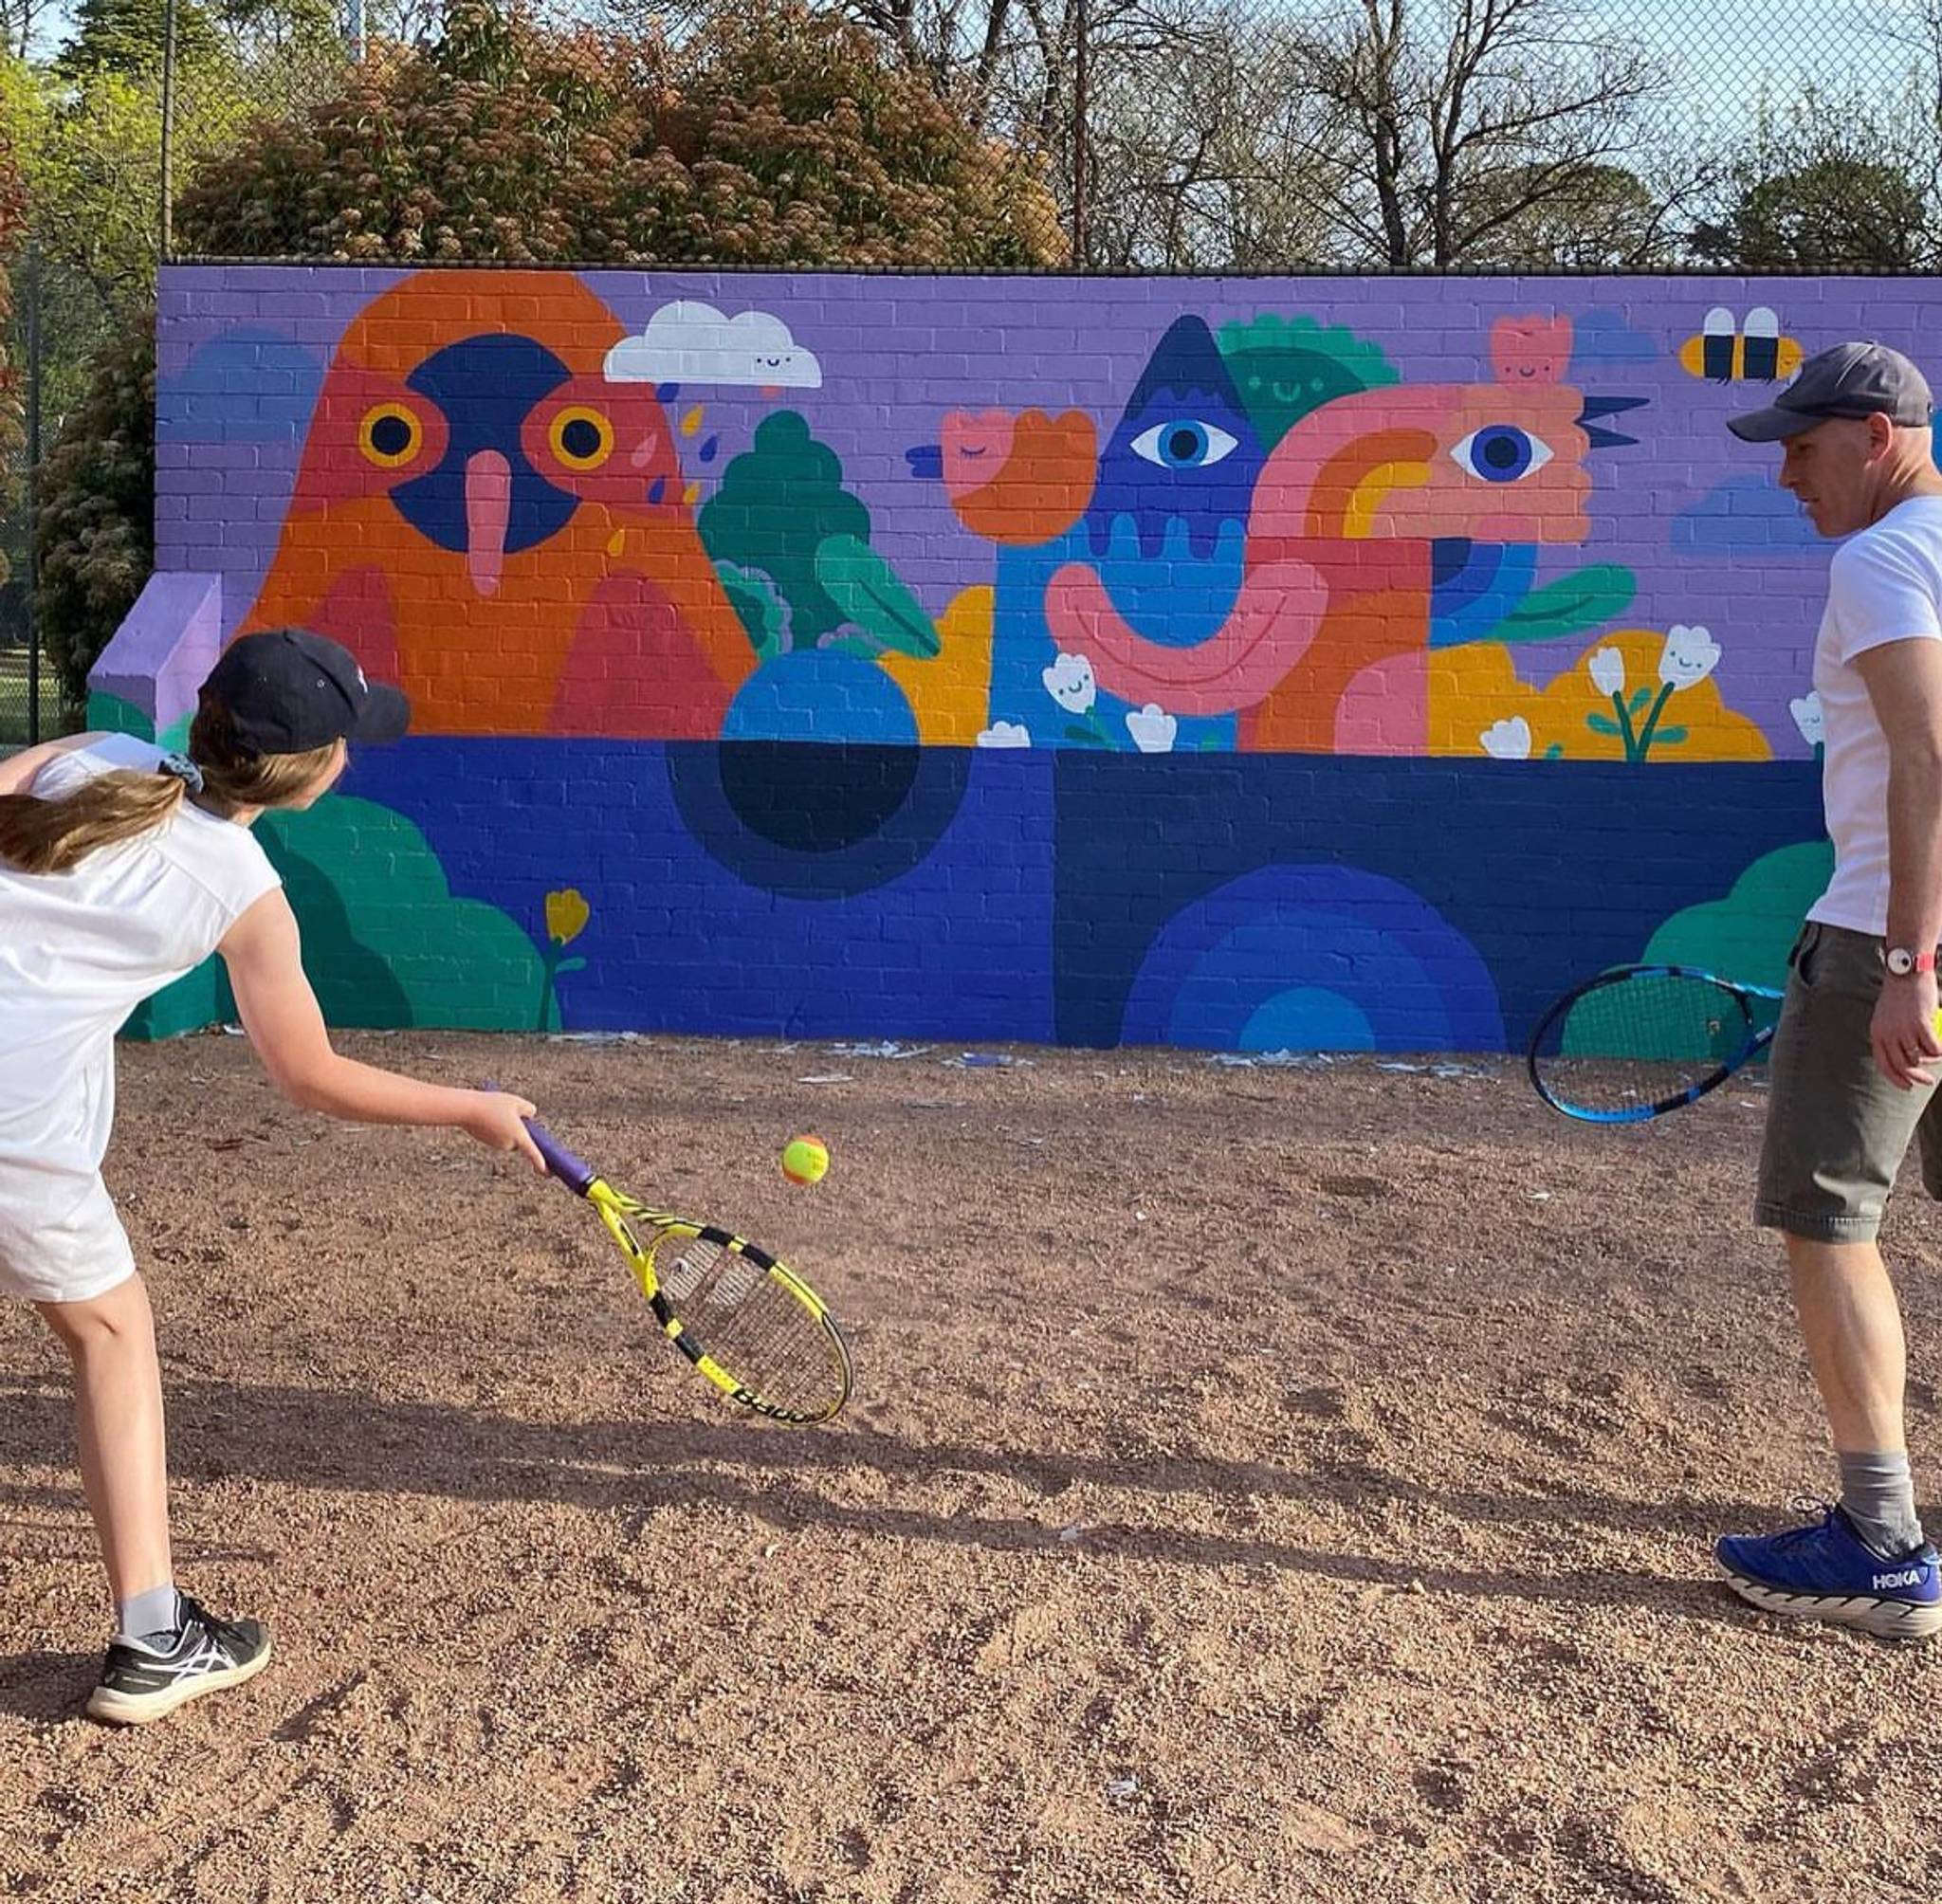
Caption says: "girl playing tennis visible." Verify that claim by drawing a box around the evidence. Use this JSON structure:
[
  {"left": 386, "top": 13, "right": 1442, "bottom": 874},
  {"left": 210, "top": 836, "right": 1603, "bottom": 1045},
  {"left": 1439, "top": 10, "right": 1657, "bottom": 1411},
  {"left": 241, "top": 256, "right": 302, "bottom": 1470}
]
[{"left": 0, "top": 628, "right": 542, "bottom": 1724}]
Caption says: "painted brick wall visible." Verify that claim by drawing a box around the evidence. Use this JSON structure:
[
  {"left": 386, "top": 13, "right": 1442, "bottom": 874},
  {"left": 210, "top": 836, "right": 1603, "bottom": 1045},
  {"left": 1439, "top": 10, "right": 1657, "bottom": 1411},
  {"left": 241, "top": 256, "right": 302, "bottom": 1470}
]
[{"left": 94, "top": 265, "right": 1874, "bottom": 1052}]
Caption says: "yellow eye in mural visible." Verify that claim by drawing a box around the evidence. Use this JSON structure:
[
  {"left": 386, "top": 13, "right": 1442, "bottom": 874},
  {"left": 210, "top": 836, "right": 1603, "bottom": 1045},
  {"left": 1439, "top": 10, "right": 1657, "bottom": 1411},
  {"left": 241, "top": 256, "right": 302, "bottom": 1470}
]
[
  {"left": 550, "top": 407, "right": 615, "bottom": 471},
  {"left": 358, "top": 403, "right": 425, "bottom": 469}
]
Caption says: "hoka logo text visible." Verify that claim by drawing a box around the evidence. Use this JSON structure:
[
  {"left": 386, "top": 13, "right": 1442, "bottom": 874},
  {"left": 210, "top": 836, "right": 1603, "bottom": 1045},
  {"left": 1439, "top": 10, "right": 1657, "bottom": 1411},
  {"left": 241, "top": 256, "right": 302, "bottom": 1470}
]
[{"left": 1873, "top": 1568, "right": 1930, "bottom": 1591}]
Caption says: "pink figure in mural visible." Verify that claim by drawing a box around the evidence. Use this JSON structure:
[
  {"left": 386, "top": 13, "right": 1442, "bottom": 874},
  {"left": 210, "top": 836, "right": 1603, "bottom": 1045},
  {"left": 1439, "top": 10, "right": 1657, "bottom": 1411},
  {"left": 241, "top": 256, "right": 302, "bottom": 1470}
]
[
  {"left": 1493, "top": 315, "right": 1573, "bottom": 386},
  {"left": 240, "top": 271, "right": 753, "bottom": 738},
  {"left": 1044, "top": 314, "right": 1604, "bottom": 753}
]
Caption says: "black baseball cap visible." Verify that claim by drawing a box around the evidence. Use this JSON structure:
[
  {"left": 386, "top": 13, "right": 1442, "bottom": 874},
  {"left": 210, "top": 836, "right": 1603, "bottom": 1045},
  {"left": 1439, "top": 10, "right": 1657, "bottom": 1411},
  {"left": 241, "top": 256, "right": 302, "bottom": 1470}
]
[
  {"left": 1728, "top": 340, "right": 1934, "bottom": 443},
  {"left": 200, "top": 628, "right": 411, "bottom": 755}
]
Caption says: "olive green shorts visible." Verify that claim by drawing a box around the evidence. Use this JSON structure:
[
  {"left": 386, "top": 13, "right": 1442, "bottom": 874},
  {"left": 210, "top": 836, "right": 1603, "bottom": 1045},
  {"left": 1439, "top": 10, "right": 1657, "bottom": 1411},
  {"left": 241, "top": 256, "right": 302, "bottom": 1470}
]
[{"left": 1756, "top": 920, "right": 1942, "bottom": 1242}]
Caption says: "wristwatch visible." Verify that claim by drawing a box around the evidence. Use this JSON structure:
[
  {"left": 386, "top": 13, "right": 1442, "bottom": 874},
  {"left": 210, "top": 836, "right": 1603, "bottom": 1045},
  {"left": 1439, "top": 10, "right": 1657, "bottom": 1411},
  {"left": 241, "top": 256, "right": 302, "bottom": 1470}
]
[{"left": 1884, "top": 946, "right": 1938, "bottom": 976}]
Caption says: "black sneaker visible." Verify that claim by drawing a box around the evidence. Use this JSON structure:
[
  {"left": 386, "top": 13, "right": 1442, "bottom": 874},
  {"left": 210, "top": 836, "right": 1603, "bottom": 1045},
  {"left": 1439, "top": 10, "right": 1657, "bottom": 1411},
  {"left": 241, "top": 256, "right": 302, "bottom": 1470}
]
[{"left": 86, "top": 1593, "right": 272, "bottom": 1725}]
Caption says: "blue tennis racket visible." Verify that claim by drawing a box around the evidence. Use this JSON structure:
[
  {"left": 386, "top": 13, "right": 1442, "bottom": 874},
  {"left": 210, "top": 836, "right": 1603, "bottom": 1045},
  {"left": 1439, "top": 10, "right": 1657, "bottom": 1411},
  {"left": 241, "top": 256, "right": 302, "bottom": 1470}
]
[{"left": 1526, "top": 964, "right": 1784, "bottom": 1124}]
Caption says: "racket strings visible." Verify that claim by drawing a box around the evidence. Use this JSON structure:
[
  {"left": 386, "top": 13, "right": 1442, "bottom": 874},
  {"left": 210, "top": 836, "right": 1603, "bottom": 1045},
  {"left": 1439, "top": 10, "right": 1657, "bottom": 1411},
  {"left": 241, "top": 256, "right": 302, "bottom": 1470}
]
[
  {"left": 1533, "top": 972, "right": 1761, "bottom": 1115},
  {"left": 650, "top": 1234, "right": 849, "bottom": 1419}
]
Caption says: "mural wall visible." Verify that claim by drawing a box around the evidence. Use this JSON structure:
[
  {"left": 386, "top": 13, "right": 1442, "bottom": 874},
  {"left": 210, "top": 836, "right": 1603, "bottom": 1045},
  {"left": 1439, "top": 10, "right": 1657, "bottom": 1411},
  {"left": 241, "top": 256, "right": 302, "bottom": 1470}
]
[{"left": 97, "top": 265, "right": 1862, "bottom": 1050}]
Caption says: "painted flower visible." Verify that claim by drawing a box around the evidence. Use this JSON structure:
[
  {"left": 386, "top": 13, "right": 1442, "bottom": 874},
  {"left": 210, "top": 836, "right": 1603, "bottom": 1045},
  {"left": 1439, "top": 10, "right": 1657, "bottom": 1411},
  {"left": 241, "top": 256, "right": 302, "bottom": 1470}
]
[
  {"left": 1659, "top": 624, "right": 1721, "bottom": 691},
  {"left": 1042, "top": 651, "right": 1098, "bottom": 714},
  {"left": 1588, "top": 648, "right": 1625, "bottom": 697},
  {"left": 976, "top": 721, "right": 1032, "bottom": 748},
  {"left": 546, "top": 888, "right": 591, "bottom": 946},
  {"left": 1480, "top": 716, "right": 1532, "bottom": 760},
  {"left": 1790, "top": 690, "right": 1824, "bottom": 749},
  {"left": 1126, "top": 705, "right": 1179, "bottom": 754}
]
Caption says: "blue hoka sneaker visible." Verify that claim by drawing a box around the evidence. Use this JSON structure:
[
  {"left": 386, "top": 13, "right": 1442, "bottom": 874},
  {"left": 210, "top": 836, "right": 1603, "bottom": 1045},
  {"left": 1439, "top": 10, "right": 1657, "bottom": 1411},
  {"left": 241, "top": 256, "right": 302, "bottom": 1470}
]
[{"left": 1716, "top": 1502, "right": 1942, "bottom": 1639}]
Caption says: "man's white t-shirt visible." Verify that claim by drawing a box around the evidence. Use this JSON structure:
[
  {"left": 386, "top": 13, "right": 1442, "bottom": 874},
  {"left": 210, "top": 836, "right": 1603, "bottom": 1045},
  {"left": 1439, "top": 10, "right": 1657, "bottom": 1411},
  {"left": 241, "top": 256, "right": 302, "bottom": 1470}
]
[
  {"left": 1808, "top": 495, "right": 1942, "bottom": 937},
  {"left": 0, "top": 735, "right": 282, "bottom": 1301}
]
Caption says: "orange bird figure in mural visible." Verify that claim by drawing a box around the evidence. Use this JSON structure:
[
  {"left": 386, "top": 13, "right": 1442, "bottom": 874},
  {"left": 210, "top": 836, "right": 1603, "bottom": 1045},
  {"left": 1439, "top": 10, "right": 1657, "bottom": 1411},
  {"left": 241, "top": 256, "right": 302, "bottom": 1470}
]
[{"left": 240, "top": 273, "right": 753, "bottom": 737}]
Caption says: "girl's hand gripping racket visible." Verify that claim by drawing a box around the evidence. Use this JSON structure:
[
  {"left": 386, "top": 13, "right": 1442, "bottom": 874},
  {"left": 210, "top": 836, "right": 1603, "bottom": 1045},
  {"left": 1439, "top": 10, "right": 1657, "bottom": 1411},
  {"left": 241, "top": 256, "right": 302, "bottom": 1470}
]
[
  {"left": 524, "top": 1114, "right": 853, "bottom": 1425},
  {"left": 1526, "top": 964, "right": 1784, "bottom": 1124}
]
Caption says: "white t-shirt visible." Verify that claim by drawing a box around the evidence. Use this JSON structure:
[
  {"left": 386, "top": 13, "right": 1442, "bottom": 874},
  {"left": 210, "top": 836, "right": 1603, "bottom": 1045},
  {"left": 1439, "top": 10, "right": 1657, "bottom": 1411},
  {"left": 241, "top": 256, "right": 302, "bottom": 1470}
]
[
  {"left": 0, "top": 736, "right": 282, "bottom": 1296},
  {"left": 1808, "top": 495, "right": 1942, "bottom": 936}
]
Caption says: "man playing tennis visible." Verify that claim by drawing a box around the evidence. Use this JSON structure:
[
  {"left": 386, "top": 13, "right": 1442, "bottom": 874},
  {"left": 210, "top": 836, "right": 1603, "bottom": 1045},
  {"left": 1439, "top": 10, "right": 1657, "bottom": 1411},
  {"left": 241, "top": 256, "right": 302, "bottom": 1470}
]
[{"left": 1714, "top": 342, "right": 1942, "bottom": 1638}]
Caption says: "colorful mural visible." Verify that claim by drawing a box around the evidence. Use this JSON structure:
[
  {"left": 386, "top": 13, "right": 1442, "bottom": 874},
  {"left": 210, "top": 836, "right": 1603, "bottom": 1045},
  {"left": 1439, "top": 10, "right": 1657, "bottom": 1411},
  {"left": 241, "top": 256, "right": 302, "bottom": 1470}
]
[{"left": 97, "top": 265, "right": 1881, "bottom": 1052}]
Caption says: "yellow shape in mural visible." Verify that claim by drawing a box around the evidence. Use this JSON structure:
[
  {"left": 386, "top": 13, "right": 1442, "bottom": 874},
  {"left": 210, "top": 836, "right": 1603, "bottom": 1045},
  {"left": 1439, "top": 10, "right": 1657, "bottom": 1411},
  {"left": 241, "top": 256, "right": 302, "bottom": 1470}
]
[
  {"left": 546, "top": 887, "right": 592, "bottom": 946},
  {"left": 1428, "top": 627, "right": 1771, "bottom": 762},
  {"left": 880, "top": 586, "right": 996, "bottom": 746}
]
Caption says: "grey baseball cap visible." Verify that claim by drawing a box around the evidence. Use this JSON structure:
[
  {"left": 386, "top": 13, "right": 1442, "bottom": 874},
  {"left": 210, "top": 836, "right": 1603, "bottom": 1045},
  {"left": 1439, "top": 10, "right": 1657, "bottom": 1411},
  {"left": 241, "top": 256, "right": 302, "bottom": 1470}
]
[{"left": 1728, "top": 340, "right": 1934, "bottom": 443}]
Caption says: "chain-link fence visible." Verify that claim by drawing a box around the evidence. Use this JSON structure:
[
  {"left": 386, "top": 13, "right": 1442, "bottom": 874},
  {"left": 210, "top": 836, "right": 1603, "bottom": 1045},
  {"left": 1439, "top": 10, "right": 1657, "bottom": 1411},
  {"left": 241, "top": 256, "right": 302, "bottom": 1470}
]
[
  {"left": 4, "top": 0, "right": 1940, "bottom": 737},
  {"left": 143, "top": 0, "right": 1942, "bottom": 275}
]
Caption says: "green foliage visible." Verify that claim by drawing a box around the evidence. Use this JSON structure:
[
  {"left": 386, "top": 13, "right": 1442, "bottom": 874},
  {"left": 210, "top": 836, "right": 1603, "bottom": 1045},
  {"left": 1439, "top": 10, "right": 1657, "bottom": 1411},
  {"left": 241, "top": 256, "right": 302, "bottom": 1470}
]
[
  {"left": 700, "top": 412, "right": 871, "bottom": 650},
  {"left": 1485, "top": 564, "right": 1637, "bottom": 647},
  {"left": 1641, "top": 841, "right": 1837, "bottom": 994},
  {"left": 32, "top": 309, "right": 154, "bottom": 705},
  {"left": 174, "top": 2, "right": 1067, "bottom": 266},
  {"left": 1696, "top": 154, "right": 1931, "bottom": 269},
  {"left": 814, "top": 535, "right": 940, "bottom": 659},
  {"left": 1693, "top": 101, "right": 1934, "bottom": 269},
  {"left": 701, "top": 415, "right": 939, "bottom": 661},
  {"left": 714, "top": 561, "right": 790, "bottom": 661},
  {"left": 1217, "top": 315, "right": 1399, "bottom": 449},
  {"left": 57, "top": 0, "right": 225, "bottom": 76}
]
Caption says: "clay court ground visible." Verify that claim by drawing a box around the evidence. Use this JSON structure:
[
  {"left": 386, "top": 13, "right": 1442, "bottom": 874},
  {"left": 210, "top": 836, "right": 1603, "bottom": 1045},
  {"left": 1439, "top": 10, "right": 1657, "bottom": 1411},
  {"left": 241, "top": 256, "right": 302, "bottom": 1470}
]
[{"left": 3, "top": 1032, "right": 1940, "bottom": 1900}]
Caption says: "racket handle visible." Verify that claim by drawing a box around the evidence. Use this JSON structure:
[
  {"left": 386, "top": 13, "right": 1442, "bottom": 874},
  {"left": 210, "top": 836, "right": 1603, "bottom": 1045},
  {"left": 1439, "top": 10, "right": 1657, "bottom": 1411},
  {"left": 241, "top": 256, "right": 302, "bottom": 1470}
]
[
  {"left": 483, "top": 1082, "right": 597, "bottom": 1195},
  {"left": 524, "top": 1119, "right": 598, "bottom": 1196}
]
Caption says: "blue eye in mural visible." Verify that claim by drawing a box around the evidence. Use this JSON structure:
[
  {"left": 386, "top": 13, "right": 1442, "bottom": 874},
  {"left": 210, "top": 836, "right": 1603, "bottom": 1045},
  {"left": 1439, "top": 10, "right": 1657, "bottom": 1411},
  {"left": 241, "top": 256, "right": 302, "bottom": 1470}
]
[
  {"left": 1129, "top": 418, "right": 1240, "bottom": 470},
  {"left": 1451, "top": 424, "right": 1553, "bottom": 484}
]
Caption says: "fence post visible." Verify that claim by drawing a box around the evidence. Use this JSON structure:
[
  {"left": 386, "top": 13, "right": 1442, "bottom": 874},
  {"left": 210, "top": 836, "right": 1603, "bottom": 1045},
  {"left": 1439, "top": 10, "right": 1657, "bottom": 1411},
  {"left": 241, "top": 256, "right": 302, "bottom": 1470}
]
[
  {"left": 1072, "top": 0, "right": 1090, "bottom": 269},
  {"left": 160, "top": 0, "right": 177, "bottom": 260},
  {"left": 347, "top": 0, "right": 366, "bottom": 63},
  {"left": 25, "top": 241, "right": 40, "bottom": 745}
]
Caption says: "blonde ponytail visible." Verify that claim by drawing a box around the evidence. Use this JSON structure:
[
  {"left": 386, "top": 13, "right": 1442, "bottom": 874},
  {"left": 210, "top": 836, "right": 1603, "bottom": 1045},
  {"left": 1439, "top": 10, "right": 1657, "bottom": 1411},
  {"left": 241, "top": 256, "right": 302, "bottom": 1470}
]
[
  {"left": 0, "top": 701, "right": 341, "bottom": 876},
  {"left": 0, "top": 770, "right": 190, "bottom": 874}
]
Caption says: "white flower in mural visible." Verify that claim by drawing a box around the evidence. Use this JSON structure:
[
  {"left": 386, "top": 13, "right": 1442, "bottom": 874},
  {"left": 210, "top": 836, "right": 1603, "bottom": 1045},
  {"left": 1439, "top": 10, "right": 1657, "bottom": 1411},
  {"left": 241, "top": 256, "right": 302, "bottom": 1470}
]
[
  {"left": 1480, "top": 716, "right": 1532, "bottom": 760},
  {"left": 976, "top": 721, "right": 1033, "bottom": 749},
  {"left": 1126, "top": 705, "right": 1179, "bottom": 754},
  {"left": 1790, "top": 690, "right": 1825, "bottom": 748},
  {"left": 1042, "top": 652, "right": 1098, "bottom": 714},
  {"left": 1588, "top": 648, "right": 1626, "bottom": 697},
  {"left": 1659, "top": 624, "right": 1721, "bottom": 691}
]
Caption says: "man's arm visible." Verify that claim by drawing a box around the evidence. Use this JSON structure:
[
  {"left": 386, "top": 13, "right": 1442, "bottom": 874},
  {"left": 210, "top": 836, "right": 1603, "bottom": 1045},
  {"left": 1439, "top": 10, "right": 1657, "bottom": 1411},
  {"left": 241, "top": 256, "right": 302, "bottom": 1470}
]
[{"left": 1855, "top": 637, "right": 1942, "bottom": 1087}]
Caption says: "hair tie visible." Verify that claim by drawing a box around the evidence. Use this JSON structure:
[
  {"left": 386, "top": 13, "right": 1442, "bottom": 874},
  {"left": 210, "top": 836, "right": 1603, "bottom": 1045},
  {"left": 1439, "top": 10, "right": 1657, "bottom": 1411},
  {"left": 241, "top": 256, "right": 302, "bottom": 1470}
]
[{"left": 158, "top": 752, "right": 205, "bottom": 796}]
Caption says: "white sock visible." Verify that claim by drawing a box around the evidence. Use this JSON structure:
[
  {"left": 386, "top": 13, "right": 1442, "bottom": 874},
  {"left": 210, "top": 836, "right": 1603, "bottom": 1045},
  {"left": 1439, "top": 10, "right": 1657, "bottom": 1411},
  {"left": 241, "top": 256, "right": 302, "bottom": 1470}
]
[{"left": 115, "top": 1583, "right": 179, "bottom": 1646}]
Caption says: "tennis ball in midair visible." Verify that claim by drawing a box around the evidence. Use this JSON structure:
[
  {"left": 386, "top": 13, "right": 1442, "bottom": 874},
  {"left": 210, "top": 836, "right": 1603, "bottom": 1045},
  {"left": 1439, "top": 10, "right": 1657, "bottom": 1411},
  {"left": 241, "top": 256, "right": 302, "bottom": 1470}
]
[{"left": 782, "top": 1135, "right": 830, "bottom": 1185}]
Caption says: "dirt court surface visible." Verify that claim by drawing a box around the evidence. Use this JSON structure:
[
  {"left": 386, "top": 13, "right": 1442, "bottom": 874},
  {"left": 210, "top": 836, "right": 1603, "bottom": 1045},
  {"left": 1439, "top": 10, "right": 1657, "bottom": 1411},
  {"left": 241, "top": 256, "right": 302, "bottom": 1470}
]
[{"left": 5, "top": 1032, "right": 1942, "bottom": 1901}]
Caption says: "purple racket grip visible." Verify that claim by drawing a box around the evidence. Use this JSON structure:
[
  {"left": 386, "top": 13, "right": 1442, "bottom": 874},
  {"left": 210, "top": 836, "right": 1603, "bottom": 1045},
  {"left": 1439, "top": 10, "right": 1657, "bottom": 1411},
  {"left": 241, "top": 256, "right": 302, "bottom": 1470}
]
[
  {"left": 526, "top": 1119, "right": 598, "bottom": 1196},
  {"left": 483, "top": 1082, "right": 597, "bottom": 1196}
]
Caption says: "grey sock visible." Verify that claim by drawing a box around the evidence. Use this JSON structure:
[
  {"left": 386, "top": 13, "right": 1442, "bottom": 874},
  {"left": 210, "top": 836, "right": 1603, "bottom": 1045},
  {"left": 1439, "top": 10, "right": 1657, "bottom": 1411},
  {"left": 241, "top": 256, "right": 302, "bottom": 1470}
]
[
  {"left": 1838, "top": 1451, "right": 1925, "bottom": 1558},
  {"left": 115, "top": 1584, "right": 179, "bottom": 1647}
]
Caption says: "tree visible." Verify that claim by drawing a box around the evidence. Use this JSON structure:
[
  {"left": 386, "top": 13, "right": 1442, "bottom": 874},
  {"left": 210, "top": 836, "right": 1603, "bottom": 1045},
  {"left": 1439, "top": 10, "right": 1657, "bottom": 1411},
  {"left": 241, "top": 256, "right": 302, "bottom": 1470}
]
[
  {"left": 1460, "top": 160, "right": 1681, "bottom": 267},
  {"left": 1077, "top": 0, "right": 1345, "bottom": 268},
  {"left": 1692, "top": 103, "right": 1934, "bottom": 268},
  {"left": 0, "top": 0, "right": 58, "bottom": 59},
  {"left": 175, "top": 1, "right": 1066, "bottom": 265},
  {"left": 56, "top": 0, "right": 226, "bottom": 77},
  {"left": 1291, "top": 0, "right": 1674, "bottom": 267},
  {"left": 31, "top": 310, "right": 153, "bottom": 705}
]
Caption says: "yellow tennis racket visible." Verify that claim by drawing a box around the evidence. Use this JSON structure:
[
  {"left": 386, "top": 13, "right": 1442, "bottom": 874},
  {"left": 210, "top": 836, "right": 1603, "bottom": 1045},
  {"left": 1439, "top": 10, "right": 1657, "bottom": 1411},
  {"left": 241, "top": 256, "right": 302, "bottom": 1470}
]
[{"left": 524, "top": 1113, "right": 853, "bottom": 1425}]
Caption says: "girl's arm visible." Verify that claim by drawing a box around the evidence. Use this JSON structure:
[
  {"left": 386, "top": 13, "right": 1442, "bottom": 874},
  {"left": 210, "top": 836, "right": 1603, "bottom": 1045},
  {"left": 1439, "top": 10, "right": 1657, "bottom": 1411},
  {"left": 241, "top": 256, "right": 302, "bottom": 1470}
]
[
  {"left": 0, "top": 731, "right": 105, "bottom": 796},
  {"left": 219, "top": 887, "right": 545, "bottom": 1170}
]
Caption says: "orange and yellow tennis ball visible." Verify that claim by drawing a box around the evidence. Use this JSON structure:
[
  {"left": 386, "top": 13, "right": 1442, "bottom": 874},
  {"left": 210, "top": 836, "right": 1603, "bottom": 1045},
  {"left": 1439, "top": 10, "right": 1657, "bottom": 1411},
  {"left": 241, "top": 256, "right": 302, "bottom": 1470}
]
[{"left": 781, "top": 1135, "right": 830, "bottom": 1185}]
